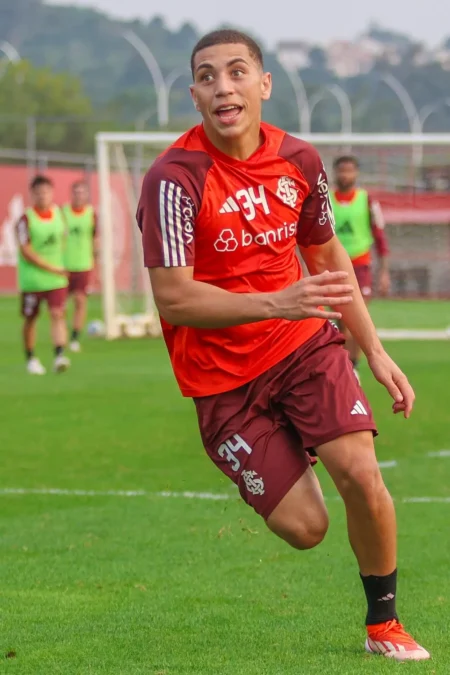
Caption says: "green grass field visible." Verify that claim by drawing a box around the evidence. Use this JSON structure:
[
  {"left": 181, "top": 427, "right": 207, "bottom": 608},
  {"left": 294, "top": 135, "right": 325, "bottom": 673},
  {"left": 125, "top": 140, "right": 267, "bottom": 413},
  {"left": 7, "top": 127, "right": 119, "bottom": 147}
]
[{"left": 0, "top": 296, "right": 449, "bottom": 674}]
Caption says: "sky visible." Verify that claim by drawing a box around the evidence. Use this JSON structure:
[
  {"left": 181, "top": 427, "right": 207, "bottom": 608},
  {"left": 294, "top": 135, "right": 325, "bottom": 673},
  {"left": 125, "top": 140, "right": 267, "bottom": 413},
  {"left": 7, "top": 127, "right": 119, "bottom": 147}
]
[{"left": 49, "top": 0, "right": 449, "bottom": 48}]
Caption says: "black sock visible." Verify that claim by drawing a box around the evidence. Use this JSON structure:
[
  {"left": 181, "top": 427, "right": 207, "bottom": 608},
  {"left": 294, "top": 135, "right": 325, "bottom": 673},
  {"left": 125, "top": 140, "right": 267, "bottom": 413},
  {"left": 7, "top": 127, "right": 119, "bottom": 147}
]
[
  {"left": 25, "top": 349, "right": 34, "bottom": 362},
  {"left": 351, "top": 358, "right": 359, "bottom": 369},
  {"left": 71, "top": 329, "right": 79, "bottom": 341},
  {"left": 55, "top": 345, "right": 64, "bottom": 357},
  {"left": 360, "top": 569, "right": 398, "bottom": 626}
]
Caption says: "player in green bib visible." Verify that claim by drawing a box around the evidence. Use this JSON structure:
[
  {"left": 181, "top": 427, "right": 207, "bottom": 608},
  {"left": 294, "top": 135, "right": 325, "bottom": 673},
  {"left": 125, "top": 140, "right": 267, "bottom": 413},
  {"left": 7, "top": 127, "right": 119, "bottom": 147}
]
[
  {"left": 331, "top": 156, "right": 390, "bottom": 380},
  {"left": 16, "top": 175, "right": 71, "bottom": 375},
  {"left": 63, "top": 181, "right": 98, "bottom": 352}
]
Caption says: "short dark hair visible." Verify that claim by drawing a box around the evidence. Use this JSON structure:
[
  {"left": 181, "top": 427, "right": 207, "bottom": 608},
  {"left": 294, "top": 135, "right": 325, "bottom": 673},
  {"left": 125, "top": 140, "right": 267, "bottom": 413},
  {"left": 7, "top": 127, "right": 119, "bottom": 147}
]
[
  {"left": 191, "top": 29, "right": 264, "bottom": 76},
  {"left": 333, "top": 155, "right": 360, "bottom": 169},
  {"left": 30, "top": 175, "right": 53, "bottom": 190},
  {"left": 72, "top": 180, "right": 88, "bottom": 190}
]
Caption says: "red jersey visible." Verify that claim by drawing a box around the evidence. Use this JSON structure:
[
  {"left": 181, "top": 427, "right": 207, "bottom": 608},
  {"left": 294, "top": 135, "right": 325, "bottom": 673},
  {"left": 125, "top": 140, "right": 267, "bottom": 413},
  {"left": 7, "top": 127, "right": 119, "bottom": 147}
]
[
  {"left": 137, "top": 123, "right": 335, "bottom": 397},
  {"left": 333, "top": 189, "right": 389, "bottom": 266}
]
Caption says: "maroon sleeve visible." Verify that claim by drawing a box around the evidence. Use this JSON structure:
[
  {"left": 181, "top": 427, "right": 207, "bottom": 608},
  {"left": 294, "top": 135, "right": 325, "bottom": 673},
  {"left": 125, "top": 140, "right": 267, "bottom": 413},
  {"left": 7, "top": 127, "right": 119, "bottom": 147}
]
[
  {"left": 16, "top": 214, "right": 30, "bottom": 246},
  {"left": 278, "top": 135, "right": 335, "bottom": 247},
  {"left": 368, "top": 195, "right": 389, "bottom": 257},
  {"left": 136, "top": 148, "right": 212, "bottom": 268},
  {"left": 92, "top": 210, "right": 98, "bottom": 237}
]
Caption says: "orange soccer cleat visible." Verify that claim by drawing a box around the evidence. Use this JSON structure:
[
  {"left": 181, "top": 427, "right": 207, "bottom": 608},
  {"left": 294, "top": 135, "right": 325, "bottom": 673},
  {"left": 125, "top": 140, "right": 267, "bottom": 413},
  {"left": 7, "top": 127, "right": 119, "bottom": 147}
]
[{"left": 365, "top": 619, "right": 430, "bottom": 661}]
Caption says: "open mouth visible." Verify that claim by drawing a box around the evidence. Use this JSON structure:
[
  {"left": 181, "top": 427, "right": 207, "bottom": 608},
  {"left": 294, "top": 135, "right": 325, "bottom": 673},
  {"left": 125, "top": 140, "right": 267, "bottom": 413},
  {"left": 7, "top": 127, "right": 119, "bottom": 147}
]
[{"left": 214, "top": 105, "right": 243, "bottom": 124}]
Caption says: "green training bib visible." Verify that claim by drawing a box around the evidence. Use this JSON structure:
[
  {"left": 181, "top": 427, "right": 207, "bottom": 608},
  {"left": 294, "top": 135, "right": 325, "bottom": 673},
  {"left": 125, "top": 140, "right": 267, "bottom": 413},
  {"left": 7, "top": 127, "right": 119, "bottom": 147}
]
[
  {"left": 330, "top": 189, "right": 373, "bottom": 260},
  {"left": 18, "top": 207, "right": 67, "bottom": 292},
  {"left": 62, "top": 204, "right": 95, "bottom": 272}
]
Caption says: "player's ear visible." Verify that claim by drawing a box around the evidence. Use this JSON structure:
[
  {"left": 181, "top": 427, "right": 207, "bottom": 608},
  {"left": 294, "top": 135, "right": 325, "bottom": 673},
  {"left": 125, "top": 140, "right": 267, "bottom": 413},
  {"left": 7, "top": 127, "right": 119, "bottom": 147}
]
[
  {"left": 261, "top": 71, "right": 272, "bottom": 101},
  {"left": 189, "top": 85, "right": 201, "bottom": 112}
]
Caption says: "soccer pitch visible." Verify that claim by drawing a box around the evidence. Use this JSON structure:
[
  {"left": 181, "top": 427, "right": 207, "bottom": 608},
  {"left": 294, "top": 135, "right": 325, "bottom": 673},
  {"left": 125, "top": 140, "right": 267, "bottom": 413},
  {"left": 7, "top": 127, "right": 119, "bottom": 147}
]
[{"left": 0, "top": 296, "right": 449, "bottom": 674}]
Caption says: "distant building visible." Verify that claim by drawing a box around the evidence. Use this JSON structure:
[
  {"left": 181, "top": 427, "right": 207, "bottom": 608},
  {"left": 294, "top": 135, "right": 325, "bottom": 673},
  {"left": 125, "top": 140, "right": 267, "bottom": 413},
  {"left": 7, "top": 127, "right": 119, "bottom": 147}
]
[
  {"left": 275, "top": 33, "right": 450, "bottom": 78},
  {"left": 434, "top": 49, "right": 450, "bottom": 71},
  {"left": 276, "top": 41, "right": 311, "bottom": 70}
]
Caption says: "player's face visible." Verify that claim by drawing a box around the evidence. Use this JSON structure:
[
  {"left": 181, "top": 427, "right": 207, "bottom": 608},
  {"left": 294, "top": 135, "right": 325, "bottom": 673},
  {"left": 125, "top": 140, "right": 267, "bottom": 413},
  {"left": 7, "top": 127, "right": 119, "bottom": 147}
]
[
  {"left": 32, "top": 184, "right": 53, "bottom": 210},
  {"left": 190, "top": 43, "right": 272, "bottom": 146},
  {"left": 335, "top": 161, "right": 358, "bottom": 191},
  {"left": 72, "top": 184, "right": 89, "bottom": 208}
]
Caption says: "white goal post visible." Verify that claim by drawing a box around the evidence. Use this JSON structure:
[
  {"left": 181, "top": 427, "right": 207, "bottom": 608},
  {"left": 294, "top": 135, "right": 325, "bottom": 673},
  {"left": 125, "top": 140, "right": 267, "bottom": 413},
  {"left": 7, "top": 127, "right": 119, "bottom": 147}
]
[{"left": 95, "top": 131, "right": 450, "bottom": 340}]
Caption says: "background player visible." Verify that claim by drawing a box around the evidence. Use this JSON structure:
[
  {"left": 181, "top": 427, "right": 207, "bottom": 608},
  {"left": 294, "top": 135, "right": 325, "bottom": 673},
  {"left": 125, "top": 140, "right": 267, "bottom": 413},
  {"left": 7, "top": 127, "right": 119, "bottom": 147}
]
[
  {"left": 331, "top": 156, "right": 390, "bottom": 379},
  {"left": 63, "top": 180, "right": 97, "bottom": 352},
  {"left": 16, "top": 175, "right": 70, "bottom": 374},
  {"left": 137, "top": 29, "right": 429, "bottom": 660}
]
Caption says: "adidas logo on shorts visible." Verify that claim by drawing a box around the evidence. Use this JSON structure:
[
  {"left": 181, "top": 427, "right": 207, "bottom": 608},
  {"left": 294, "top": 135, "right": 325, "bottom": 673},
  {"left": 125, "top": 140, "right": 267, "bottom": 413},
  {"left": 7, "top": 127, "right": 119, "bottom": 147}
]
[{"left": 351, "top": 400, "right": 368, "bottom": 416}]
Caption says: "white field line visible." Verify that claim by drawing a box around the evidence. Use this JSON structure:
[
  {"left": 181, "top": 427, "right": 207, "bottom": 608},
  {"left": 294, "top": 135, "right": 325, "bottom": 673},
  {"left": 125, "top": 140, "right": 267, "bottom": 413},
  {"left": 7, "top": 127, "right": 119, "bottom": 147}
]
[
  {"left": 0, "top": 488, "right": 229, "bottom": 500},
  {"left": 402, "top": 497, "right": 450, "bottom": 503},
  {"left": 378, "top": 460, "right": 398, "bottom": 468},
  {"left": 427, "top": 450, "right": 450, "bottom": 458},
  {"left": 377, "top": 328, "right": 449, "bottom": 341},
  {"left": 0, "top": 487, "right": 448, "bottom": 504}
]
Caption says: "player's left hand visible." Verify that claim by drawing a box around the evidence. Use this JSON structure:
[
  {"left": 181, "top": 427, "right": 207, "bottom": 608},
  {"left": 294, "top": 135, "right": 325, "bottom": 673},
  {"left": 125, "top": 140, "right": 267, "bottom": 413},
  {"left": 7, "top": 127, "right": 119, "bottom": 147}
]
[
  {"left": 378, "top": 269, "right": 390, "bottom": 296},
  {"left": 367, "top": 350, "right": 415, "bottom": 419}
]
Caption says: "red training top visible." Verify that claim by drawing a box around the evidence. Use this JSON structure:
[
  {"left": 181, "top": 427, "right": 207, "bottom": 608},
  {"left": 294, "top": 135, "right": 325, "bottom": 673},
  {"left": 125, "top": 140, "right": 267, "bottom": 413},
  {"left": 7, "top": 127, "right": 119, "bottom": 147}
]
[{"left": 137, "top": 122, "right": 335, "bottom": 397}]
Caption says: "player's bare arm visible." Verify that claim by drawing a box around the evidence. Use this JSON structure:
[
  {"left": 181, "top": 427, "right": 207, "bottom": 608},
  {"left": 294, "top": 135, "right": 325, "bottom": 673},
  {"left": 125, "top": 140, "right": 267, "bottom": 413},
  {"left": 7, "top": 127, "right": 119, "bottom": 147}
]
[
  {"left": 150, "top": 266, "right": 353, "bottom": 329},
  {"left": 18, "top": 241, "right": 66, "bottom": 276},
  {"left": 378, "top": 258, "right": 390, "bottom": 297},
  {"left": 301, "top": 235, "right": 415, "bottom": 418},
  {"left": 370, "top": 198, "right": 390, "bottom": 296}
]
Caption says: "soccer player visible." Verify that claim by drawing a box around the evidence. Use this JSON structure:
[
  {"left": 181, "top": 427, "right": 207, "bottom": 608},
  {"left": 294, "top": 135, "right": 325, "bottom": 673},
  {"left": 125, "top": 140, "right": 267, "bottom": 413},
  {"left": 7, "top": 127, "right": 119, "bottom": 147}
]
[
  {"left": 137, "top": 30, "right": 429, "bottom": 660},
  {"left": 16, "top": 175, "right": 70, "bottom": 374},
  {"left": 63, "top": 180, "right": 97, "bottom": 352},
  {"left": 331, "top": 156, "right": 390, "bottom": 379}
]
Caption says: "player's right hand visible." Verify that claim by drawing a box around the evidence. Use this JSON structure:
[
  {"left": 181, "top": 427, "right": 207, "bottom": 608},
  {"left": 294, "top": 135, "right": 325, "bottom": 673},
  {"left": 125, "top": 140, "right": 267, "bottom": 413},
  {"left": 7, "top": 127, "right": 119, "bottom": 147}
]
[{"left": 274, "top": 270, "right": 354, "bottom": 321}]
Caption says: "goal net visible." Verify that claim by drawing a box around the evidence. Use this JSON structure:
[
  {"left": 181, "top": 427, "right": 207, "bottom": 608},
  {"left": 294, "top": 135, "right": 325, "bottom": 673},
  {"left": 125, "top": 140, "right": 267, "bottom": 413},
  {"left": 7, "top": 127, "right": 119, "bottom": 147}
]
[{"left": 96, "top": 131, "right": 450, "bottom": 340}]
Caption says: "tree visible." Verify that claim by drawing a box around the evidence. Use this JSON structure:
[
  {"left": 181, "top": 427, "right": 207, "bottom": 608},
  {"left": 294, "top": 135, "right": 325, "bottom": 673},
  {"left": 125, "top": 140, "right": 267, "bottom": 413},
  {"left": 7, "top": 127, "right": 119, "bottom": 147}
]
[
  {"left": 0, "top": 60, "right": 93, "bottom": 152},
  {"left": 2, "top": 0, "right": 450, "bottom": 134}
]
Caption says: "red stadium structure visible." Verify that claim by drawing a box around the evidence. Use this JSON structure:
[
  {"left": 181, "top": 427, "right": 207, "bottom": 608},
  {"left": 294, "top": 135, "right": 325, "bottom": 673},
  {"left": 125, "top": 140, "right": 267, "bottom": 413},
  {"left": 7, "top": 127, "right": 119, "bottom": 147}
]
[{"left": 1, "top": 162, "right": 450, "bottom": 298}]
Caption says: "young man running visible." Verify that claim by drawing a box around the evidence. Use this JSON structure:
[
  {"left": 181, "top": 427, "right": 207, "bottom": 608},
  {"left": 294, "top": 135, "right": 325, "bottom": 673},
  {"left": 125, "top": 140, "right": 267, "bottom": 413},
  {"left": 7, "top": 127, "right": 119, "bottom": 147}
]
[
  {"left": 137, "top": 29, "right": 429, "bottom": 660},
  {"left": 16, "top": 175, "right": 70, "bottom": 374}
]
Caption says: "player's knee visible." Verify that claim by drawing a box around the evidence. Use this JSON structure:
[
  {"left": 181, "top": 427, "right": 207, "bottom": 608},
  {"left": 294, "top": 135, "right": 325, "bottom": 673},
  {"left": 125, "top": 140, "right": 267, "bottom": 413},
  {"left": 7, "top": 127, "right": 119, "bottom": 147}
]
[
  {"left": 269, "top": 508, "right": 329, "bottom": 550},
  {"left": 339, "top": 455, "right": 385, "bottom": 506},
  {"left": 290, "top": 514, "right": 329, "bottom": 550},
  {"left": 49, "top": 307, "right": 65, "bottom": 320}
]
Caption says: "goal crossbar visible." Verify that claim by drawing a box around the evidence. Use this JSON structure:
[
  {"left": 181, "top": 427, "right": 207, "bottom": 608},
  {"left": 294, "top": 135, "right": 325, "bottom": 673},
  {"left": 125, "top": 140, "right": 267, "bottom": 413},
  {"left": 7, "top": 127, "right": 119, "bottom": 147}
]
[
  {"left": 96, "top": 132, "right": 450, "bottom": 147},
  {"left": 95, "top": 130, "right": 450, "bottom": 339}
]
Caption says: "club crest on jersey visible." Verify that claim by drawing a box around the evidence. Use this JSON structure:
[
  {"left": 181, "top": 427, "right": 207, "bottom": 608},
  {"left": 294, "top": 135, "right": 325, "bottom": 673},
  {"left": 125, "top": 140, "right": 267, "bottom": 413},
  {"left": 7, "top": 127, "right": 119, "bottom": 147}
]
[{"left": 276, "top": 176, "right": 299, "bottom": 208}]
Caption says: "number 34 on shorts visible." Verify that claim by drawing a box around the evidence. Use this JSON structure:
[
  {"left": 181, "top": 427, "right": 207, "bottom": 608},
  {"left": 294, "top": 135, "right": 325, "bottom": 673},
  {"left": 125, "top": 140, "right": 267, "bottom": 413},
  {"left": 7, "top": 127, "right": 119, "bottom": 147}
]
[{"left": 218, "top": 433, "right": 266, "bottom": 496}]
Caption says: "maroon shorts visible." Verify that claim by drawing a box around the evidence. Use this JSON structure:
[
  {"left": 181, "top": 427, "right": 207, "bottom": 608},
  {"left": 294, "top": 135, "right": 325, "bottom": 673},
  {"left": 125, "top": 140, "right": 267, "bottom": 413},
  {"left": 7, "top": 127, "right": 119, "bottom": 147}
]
[
  {"left": 68, "top": 271, "right": 91, "bottom": 295},
  {"left": 353, "top": 264, "right": 372, "bottom": 299},
  {"left": 194, "top": 322, "right": 377, "bottom": 520},
  {"left": 21, "top": 287, "right": 67, "bottom": 319}
]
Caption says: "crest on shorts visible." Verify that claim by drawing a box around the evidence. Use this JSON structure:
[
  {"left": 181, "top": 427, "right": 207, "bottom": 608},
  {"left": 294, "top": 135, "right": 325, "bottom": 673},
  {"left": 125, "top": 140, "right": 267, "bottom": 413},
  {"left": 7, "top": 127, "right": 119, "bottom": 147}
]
[
  {"left": 276, "top": 176, "right": 299, "bottom": 209},
  {"left": 241, "top": 470, "right": 265, "bottom": 496}
]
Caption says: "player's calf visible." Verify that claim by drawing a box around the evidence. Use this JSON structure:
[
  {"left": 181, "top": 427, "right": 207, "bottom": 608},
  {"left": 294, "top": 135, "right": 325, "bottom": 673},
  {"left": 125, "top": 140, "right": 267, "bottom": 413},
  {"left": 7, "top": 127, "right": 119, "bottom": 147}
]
[
  {"left": 318, "top": 432, "right": 396, "bottom": 576},
  {"left": 48, "top": 307, "right": 70, "bottom": 373},
  {"left": 70, "top": 291, "right": 87, "bottom": 352}
]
